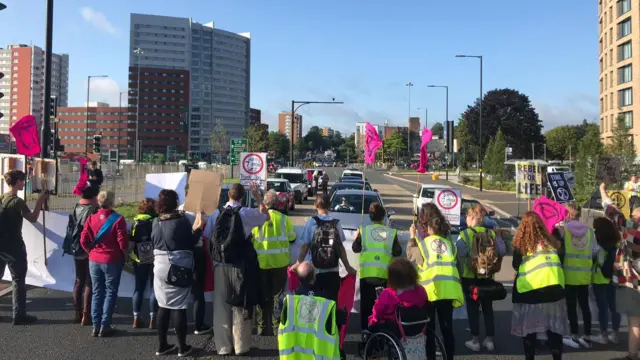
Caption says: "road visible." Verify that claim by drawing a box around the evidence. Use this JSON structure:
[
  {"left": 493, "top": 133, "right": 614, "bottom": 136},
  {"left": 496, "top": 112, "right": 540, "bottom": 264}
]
[{"left": 0, "top": 167, "right": 629, "bottom": 359}]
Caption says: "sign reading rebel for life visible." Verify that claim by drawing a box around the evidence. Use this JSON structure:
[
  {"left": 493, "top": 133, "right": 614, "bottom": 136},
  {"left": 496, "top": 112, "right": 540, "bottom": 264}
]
[
  {"left": 240, "top": 152, "right": 267, "bottom": 189},
  {"left": 516, "top": 161, "right": 542, "bottom": 199},
  {"left": 434, "top": 188, "right": 462, "bottom": 225}
]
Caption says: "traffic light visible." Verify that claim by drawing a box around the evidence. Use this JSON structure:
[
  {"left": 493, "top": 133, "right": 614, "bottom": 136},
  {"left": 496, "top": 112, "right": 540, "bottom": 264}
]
[
  {"left": 49, "top": 96, "right": 58, "bottom": 119},
  {"left": 93, "top": 134, "right": 102, "bottom": 153}
]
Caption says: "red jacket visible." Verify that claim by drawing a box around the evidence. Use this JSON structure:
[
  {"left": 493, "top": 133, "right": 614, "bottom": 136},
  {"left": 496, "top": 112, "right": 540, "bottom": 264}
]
[
  {"left": 80, "top": 209, "right": 129, "bottom": 264},
  {"left": 369, "top": 286, "right": 428, "bottom": 326}
]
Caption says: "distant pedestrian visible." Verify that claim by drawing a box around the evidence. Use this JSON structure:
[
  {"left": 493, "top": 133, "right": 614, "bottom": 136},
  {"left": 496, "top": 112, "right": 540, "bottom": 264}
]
[
  {"left": 321, "top": 171, "right": 329, "bottom": 196},
  {"left": 152, "top": 189, "right": 203, "bottom": 357},
  {"left": 80, "top": 190, "right": 128, "bottom": 337},
  {"left": 88, "top": 161, "right": 104, "bottom": 189},
  {"left": 130, "top": 198, "right": 158, "bottom": 329},
  {"left": 0, "top": 169, "right": 48, "bottom": 325}
]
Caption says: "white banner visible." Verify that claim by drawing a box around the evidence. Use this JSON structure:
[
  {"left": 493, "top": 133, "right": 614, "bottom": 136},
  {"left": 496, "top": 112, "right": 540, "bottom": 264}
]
[
  {"left": 239, "top": 152, "right": 267, "bottom": 189},
  {"left": 144, "top": 172, "right": 188, "bottom": 204}
]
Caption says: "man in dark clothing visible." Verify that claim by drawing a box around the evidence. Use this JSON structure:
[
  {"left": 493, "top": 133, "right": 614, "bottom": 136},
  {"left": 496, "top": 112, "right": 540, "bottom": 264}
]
[
  {"left": 88, "top": 161, "right": 104, "bottom": 188},
  {"left": 0, "top": 170, "right": 48, "bottom": 325}
]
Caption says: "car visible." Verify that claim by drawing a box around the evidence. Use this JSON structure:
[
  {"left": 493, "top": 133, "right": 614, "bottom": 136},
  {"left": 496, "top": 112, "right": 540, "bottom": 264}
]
[
  {"left": 323, "top": 162, "right": 333, "bottom": 167},
  {"left": 340, "top": 176, "right": 364, "bottom": 183},
  {"left": 328, "top": 189, "right": 395, "bottom": 231},
  {"left": 218, "top": 183, "right": 259, "bottom": 209},
  {"left": 275, "top": 168, "right": 309, "bottom": 204},
  {"left": 412, "top": 184, "right": 453, "bottom": 216},
  {"left": 328, "top": 181, "right": 374, "bottom": 201},
  {"left": 266, "top": 178, "right": 295, "bottom": 214},
  {"left": 341, "top": 169, "right": 364, "bottom": 180}
]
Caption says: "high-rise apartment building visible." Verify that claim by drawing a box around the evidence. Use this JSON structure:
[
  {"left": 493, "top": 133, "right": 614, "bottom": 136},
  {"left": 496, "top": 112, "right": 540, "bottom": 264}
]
[
  {"left": 129, "top": 13, "right": 251, "bottom": 159},
  {"left": 599, "top": 0, "right": 636, "bottom": 151},
  {"left": 278, "top": 112, "right": 303, "bottom": 143},
  {"left": 250, "top": 108, "right": 261, "bottom": 125},
  {"left": 322, "top": 127, "right": 334, "bottom": 137},
  {"left": 0, "top": 44, "right": 69, "bottom": 134}
]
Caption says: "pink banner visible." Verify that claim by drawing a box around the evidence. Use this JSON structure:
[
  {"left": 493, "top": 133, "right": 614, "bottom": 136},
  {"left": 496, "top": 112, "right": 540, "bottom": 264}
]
[
  {"left": 417, "top": 127, "right": 433, "bottom": 173},
  {"left": 9, "top": 115, "right": 40, "bottom": 157},
  {"left": 73, "top": 157, "right": 89, "bottom": 196},
  {"left": 533, "top": 196, "right": 568, "bottom": 233},
  {"left": 337, "top": 274, "right": 356, "bottom": 348},
  {"left": 364, "top": 122, "right": 382, "bottom": 165}
]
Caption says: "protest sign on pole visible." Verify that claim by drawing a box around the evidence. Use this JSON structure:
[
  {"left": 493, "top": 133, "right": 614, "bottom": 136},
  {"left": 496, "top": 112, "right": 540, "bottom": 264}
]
[
  {"left": 596, "top": 156, "right": 621, "bottom": 184},
  {"left": 240, "top": 152, "right": 267, "bottom": 189},
  {"left": 516, "top": 161, "right": 542, "bottom": 199},
  {"left": 434, "top": 188, "right": 462, "bottom": 225},
  {"left": 546, "top": 172, "right": 574, "bottom": 203}
]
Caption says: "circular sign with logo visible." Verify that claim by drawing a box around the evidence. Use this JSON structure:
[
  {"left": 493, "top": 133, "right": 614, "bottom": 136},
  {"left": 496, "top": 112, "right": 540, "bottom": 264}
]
[
  {"left": 297, "top": 296, "right": 321, "bottom": 325},
  {"left": 556, "top": 188, "right": 570, "bottom": 201},
  {"left": 430, "top": 239, "right": 448, "bottom": 254},
  {"left": 371, "top": 227, "right": 388, "bottom": 242},
  {"left": 242, "top": 153, "right": 264, "bottom": 175},
  {"left": 610, "top": 191, "right": 627, "bottom": 210},
  {"left": 436, "top": 190, "right": 459, "bottom": 210}
]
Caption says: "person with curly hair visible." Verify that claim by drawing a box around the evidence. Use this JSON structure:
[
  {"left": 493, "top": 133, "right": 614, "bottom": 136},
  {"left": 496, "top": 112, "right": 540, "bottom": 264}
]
[
  {"left": 408, "top": 203, "right": 463, "bottom": 360},
  {"left": 130, "top": 198, "right": 158, "bottom": 329},
  {"left": 510, "top": 212, "right": 568, "bottom": 360}
]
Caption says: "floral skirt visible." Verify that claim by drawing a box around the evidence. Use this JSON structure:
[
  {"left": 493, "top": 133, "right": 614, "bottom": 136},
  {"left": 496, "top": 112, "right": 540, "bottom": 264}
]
[
  {"left": 510, "top": 300, "right": 570, "bottom": 339},
  {"left": 402, "top": 334, "right": 426, "bottom": 360}
]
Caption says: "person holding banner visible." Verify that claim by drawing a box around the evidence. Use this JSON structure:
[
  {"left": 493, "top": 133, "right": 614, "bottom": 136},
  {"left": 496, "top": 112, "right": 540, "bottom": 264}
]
[{"left": 0, "top": 169, "right": 48, "bottom": 325}]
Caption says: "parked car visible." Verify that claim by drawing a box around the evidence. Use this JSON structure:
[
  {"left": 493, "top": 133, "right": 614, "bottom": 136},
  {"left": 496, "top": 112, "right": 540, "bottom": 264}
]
[
  {"left": 412, "top": 184, "right": 453, "bottom": 216},
  {"left": 328, "top": 181, "right": 374, "bottom": 202},
  {"left": 275, "top": 167, "right": 309, "bottom": 204},
  {"left": 266, "top": 178, "right": 295, "bottom": 214},
  {"left": 341, "top": 169, "right": 364, "bottom": 180},
  {"left": 328, "top": 189, "right": 395, "bottom": 231}
]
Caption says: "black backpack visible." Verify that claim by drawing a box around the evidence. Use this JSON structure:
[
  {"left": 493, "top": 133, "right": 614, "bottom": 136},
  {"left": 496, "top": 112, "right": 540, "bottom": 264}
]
[
  {"left": 62, "top": 204, "right": 98, "bottom": 256},
  {"left": 310, "top": 216, "right": 340, "bottom": 269},
  {"left": 211, "top": 206, "right": 247, "bottom": 264}
]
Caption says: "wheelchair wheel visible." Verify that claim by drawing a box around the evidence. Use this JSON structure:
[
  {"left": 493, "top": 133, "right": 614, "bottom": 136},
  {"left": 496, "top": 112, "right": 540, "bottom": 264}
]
[
  {"left": 425, "top": 328, "right": 447, "bottom": 360},
  {"left": 363, "top": 330, "right": 406, "bottom": 360}
]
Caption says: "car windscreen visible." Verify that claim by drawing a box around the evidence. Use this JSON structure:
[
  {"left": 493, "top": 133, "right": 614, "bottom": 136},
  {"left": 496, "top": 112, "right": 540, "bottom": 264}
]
[
  {"left": 267, "top": 181, "right": 288, "bottom": 192},
  {"left": 331, "top": 194, "right": 380, "bottom": 214},
  {"left": 421, "top": 188, "right": 438, "bottom": 198},
  {"left": 343, "top": 172, "right": 362, "bottom": 179},
  {"left": 277, "top": 173, "right": 304, "bottom": 184}
]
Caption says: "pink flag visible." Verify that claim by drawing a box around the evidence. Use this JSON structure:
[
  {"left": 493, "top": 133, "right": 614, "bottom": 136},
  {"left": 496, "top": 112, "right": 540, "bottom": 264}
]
[
  {"left": 416, "top": 127, "right": 433, "bottom": 173},
  {"left": 364, "top": 122, "right": 382, "bottom": 165},
  {"left": 73, "top": 156, "right": 89, "bottom": 196},
  {"left": 9, "top": 115, "right": 40, "bottom": 157},
  {"left": 533, "top": 196, "right": 568, "bottom": 233}
]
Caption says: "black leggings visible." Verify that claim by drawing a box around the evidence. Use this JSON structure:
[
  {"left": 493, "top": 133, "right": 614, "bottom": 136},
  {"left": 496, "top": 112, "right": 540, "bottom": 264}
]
[
  {"left": 566, "top": 285, "right": 591, "bottom": 336},
  {"left": 523, "top": 331, "right": 563, "bottom": 360},
  {"left": 157, "top": 307, "right": 188, "bottom": 350},
  {"left": 426, "top": 300, "right": 455, "bottom": 360}
]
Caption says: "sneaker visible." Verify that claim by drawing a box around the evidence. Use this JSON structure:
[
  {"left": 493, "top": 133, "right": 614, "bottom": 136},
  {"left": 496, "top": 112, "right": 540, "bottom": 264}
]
[
  {"left": 464, "top": 340, "right": 481, "bottom": 352},
  {"left": 563, "top": 336, "right": 581, "bottom": 349},
  {"left": 590, "top": 334, "right": 608, "bottom": 345},
  {"left": 482, "top": 338, "right": 495, "bottom": 351},
  {"left": 178, "top": 345, "right": 193, "bottom": 357},
  {"left": 578, "top": 336, "right": 592, "bottom": 348},
  {"left": 194, "top": 325, "right": 212, "bottom": 335},
  {"left": 156, "top": 344, "right": 176, "bottom": 356},
  {"left": 12, "top": 314, "right": 37, "bottom": 325},
  {"left": 609, "top": 332, "right": 620, "bottom": 344}
]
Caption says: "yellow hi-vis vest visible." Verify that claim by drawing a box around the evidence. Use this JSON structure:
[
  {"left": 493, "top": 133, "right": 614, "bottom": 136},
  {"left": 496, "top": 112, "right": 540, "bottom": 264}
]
[
  {"left": 416, "top": 235, "right": 464, "bottom": 308},
  {"left": 359, "top": 224, "right": 396, "bottom": 279},
  {"left": 251, "top": 209, "right": 295, "bottom": 269},
  {"left": 516, "top": 246, "right": 564, "bottom": 293},
  {"left": 563, "top": 227, "right": 594, "bottom": 286},
  {"left": 460, "top": 226, "right": 496, "bottom": 279},
  {"left": 592, "top": 249, "right": 611, "bottom": 285},
  {"left": 278, "top": 295, "right": 340, "bottom": 360}
]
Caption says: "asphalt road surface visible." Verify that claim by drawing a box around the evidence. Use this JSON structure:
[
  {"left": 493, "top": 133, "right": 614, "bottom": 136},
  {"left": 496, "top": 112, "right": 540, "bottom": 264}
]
[{"left": 0, "top": 167, "right": 629, "bottom": 359}]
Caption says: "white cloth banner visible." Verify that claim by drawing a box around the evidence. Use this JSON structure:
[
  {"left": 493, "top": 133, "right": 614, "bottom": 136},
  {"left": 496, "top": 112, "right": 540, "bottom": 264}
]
[{"left": 144, "top": 172, "right": 188, "bottom": 205}]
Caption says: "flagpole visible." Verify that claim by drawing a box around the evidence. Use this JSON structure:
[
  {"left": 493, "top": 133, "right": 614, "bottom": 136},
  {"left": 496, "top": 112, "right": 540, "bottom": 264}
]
[{"left": 361, "top": 164, "right": 366, "bottom": 225}]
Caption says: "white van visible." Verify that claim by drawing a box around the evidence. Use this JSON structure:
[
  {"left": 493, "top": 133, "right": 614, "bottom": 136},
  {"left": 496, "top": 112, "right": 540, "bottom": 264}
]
[{"left": 275, "top": 168, "right": 309, "bottom": 204}]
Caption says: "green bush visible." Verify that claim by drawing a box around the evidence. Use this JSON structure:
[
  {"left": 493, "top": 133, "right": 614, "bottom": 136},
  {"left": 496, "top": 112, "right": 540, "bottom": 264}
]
[{"left": 460, "top": 175, "right": 472, "bottom": 185}]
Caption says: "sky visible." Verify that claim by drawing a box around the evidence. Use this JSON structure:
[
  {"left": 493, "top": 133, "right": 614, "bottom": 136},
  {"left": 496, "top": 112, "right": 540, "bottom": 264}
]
[{"left": 0, "top": 0, "right": 598, "bottom": 136}]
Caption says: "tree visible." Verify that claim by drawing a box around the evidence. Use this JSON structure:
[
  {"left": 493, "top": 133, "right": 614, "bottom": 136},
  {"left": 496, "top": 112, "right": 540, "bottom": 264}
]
[
  {"left": 461, "top": 88, "right": 543, "bottom": 159},
  {"left": 338, "top": 133, "right": 356, "bottom": 163},
  {"left": 483, "top": 137, "right": 497, "bottom": 176},
  {"left": 431, "top": 122, "right": 444, "bottom": 138},
  {"left": 245, "top": 124, "right": 267, "bottom": 152},
  {"left": 210, "top": 120, "right": 230, "bottom": 161},
  {"left": 383, "top": 131, "right": 407, "bottom": 162},
  {"left": 267, "top": 131, "right": 289, "bottom": 159},
  {"left": 544, "top": 125, "right": 578, "bottom": 160},
  {"left": 606, "top": 115, "right": 637, "bottom": 179},
  {"left": 454, "top": 117, "right": 474, "bottom": 168},
  {"left": 303, "top": 126, "right": 326, "bottom": 152},
  {"left": 574, "top": 125, "right": 604, "bottom": 203}
]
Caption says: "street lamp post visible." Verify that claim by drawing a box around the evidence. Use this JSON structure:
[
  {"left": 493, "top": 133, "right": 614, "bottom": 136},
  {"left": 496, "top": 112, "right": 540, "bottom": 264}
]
[
  {"left": 134, "top": 48, "right": 144, "bottom": 161},
  {"left": 289, "top": 100, "right": 343, "bottom": 165},
  {"left": 427, "top": 85, "right": 449, "bottom": 178},
  {"left": 86, "top": 75, "right": 108, "bottom": 154},
  {"left": 406, "top": 82, "right": 413, "bottom": 156},
  {"left": 456, "top": 55, "right": 483, "bottom": 191}
]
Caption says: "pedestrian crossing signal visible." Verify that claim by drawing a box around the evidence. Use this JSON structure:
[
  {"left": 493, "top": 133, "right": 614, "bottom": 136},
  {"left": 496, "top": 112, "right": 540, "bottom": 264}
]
[{"left": 93, "top": 134, "right": 102, "bottom": 153}]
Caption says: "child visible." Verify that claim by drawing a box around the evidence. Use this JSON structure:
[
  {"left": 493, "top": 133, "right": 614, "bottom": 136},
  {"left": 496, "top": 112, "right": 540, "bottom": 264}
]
[{"left": 130, "top": 198, "right": 158, "bottom": 329}]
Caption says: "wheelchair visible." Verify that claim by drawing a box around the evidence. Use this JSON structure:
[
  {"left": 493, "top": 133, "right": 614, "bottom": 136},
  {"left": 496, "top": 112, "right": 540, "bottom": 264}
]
[{"left": 361, "top": 288, "right": 447, "bottom": 360}]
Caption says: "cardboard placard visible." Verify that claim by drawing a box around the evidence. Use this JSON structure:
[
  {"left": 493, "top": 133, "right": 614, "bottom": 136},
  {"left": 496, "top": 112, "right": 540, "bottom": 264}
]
[
  {"left": 31, "top": 158, "right": 57, "bottom": 195},
  {"left": 596, "top": 156, "right": 621, "bottom": 184},
  {"left": 184, "top": 170, "right": 223, "bottom": 215}
]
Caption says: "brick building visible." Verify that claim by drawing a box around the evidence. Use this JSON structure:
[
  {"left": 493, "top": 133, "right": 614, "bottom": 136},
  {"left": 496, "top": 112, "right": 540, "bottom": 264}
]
[{"left": 250, "top": 108, "right": 261, "bottom": 125}]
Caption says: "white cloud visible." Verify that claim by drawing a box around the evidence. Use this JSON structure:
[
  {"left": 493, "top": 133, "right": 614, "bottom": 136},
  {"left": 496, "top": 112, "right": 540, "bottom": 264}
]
[
  {"left": 88, "top": 78, "right": 126, "bottom": 107},
  {"left": 80, "top": 7, "right": 118, "bottom": 35},
  {"left": 532, "top": 94, "right": 599, "bottom": 132}
]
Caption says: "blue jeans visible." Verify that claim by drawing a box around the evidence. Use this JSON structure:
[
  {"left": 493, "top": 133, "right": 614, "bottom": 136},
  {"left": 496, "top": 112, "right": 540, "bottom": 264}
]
[
  {"left": 593, "top": 283, "right": 621, "bottom": 334},
  {"left": 132, "top": 262, "right": 158, "bottom": 315},
  {"left": 89, "top": 261, "right": 124, "bottom": 329}
]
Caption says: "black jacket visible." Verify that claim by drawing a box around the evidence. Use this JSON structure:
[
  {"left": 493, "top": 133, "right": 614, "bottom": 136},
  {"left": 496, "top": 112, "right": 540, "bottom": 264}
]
[
  {"left": 511, "top": 249, "right": 565, "bottom": 304},
  {"left": 152, "top": 213, "right": 201, "bottom": 252}
]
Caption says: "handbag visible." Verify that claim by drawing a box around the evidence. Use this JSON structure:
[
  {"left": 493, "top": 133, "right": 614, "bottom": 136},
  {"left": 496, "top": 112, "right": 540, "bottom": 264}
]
[{"left": 154, "top": 218, "right": 194, "bottom": 288}]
